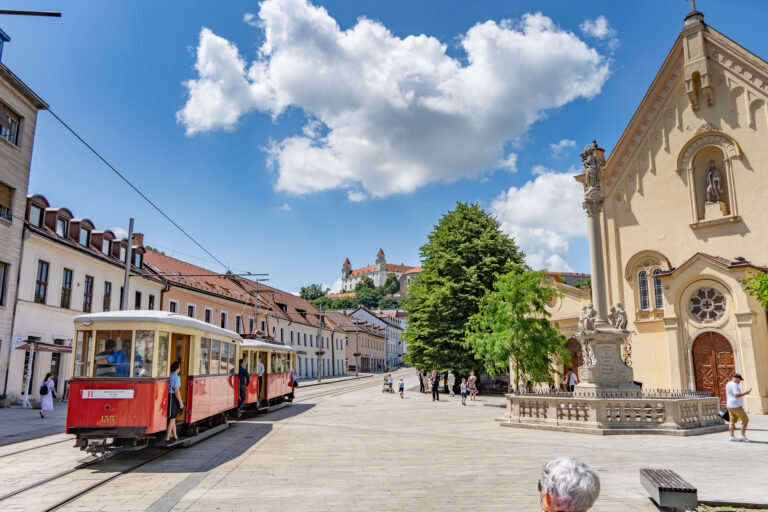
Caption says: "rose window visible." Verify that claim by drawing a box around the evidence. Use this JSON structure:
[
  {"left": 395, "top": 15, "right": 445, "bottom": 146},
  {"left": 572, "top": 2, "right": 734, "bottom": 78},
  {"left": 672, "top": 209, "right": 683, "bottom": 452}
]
[{"left": 688, "top": 287, "right": 726, "bottom": 323}]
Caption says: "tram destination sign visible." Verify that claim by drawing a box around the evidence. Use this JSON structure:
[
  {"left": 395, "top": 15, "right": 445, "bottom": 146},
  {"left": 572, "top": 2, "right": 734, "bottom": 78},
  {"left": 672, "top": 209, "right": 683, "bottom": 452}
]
[{"left": 81, "top": 389, "right": 135, "bottom": 399}]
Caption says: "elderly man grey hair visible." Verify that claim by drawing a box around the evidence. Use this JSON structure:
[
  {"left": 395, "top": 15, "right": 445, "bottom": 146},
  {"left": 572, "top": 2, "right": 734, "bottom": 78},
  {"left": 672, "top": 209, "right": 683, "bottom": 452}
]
[{"left": 538, "top": 457, "right": 600, "bottom": 512}]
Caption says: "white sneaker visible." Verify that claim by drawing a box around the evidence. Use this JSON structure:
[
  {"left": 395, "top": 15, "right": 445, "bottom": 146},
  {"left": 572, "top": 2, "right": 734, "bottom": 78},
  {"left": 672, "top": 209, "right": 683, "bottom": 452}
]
[
  {"left": 729, "top": 436, "right": 740, "bottom": 442},
  {"left": 739, "top": 435, "right": 749, "bottom": 442}
]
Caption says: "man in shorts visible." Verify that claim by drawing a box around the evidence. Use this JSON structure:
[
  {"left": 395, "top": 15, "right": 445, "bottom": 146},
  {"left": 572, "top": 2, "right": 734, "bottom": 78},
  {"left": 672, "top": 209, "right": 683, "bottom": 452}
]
[{"left": 726, "top": 373, "right": 752, "bottom": 442}]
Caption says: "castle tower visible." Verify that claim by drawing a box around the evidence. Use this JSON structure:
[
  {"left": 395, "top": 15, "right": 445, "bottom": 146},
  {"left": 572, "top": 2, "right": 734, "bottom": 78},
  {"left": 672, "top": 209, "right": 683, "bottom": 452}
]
[
  {"left": 375, "top": 248, "right": 386, "bottom": 272},
  {"left": 342, "top": 257, "right": 351, "bottom": 279}
]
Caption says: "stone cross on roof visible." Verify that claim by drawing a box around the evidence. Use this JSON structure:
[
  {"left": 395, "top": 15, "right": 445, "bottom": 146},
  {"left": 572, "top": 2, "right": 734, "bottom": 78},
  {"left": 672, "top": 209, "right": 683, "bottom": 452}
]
[{"left": 690, "top": 0, "right": 696, "bottom": 12}]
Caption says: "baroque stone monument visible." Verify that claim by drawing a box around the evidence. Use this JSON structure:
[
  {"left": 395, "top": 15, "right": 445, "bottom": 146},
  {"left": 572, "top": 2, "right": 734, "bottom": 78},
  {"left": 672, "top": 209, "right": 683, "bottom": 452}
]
[
  {"left": 500, "top": 140, "right": 726, "bottom": 435},
  {"left": 574, "top": 141, "right": 640, "bottom": 396}
]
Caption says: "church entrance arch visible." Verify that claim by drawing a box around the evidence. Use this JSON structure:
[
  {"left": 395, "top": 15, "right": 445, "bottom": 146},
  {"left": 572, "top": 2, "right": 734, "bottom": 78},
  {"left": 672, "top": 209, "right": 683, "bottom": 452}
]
[
  {"left": 692, "top": 331, "right": 734, "bottom": 408},
  {"left": 565, "top": 338, "right": 583, "bottom": 371}
]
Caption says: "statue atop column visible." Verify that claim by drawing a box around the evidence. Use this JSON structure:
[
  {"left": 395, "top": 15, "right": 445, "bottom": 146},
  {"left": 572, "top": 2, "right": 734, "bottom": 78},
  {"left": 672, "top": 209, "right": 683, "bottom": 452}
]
[
  {"left": 705, "top": 160, "right": 722, "bottom": 204},
  {"left": 581, "top": 140, "right": 602, "bottom": 193}
]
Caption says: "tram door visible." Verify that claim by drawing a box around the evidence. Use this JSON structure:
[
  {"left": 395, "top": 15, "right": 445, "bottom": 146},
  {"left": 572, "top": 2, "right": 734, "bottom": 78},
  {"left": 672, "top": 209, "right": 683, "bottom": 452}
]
[
  {"left": 170, "top": 333, "right": 190, "bottom": 420},
  {"left": 259, "top": 351, "right": 268, "bottom": 399}
]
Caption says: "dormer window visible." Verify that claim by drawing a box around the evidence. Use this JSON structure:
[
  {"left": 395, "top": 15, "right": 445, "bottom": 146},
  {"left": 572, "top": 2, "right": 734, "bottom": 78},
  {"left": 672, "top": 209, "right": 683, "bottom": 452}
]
[
  {"left": 102, "top": 239, "right": 111, "bottom": 255},
  {"left": 133, "top": 252, "right": 142, "bottom": 267},
  {"left": 119, "top": 245, "right": 127, "bottom": 262},
  {"left": 277, "top": 303, "right": 288, "bottom": 313},
  {"left": 29, "top": 204, "right": 43, "bottom": 227},
  {"left": 79, "top": 228, "right": 90, "bottom": 247},
  {"left": 56, "top": 218, "right": 68, "bottom": 237}
]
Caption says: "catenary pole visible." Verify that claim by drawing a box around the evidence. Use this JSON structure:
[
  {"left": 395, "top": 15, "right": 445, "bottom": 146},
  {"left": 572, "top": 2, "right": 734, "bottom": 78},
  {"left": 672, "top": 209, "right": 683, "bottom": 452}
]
[{"left": 120, "top": 218, "right": 134, "bottom": 311}]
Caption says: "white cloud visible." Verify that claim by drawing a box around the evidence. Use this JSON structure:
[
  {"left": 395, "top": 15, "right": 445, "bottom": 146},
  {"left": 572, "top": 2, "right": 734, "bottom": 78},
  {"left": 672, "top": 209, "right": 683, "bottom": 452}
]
[
  {"left": 346, "top": 190, "right": 365, "bottom": 202},
  {"left": 324, "top": 278, "right": 343, "bottom": 294},
  {"left": 531, "top": 164, "right": 550, "bottom": 175},
  {"left": 580, "top": 16, "right": 618, "bottom": 50},
  {"left": 548, "top": 138, "right": 576, "bottom": 158},
  {"left": 178, "top": 1, "right": 610, "bottom": 199},
  {"left": 111, "top": 227, "right": 129, "bottom": 239},
  {"left": 491, "top": 170, "right": 586, "bottom": 271},
  {"left": 276, "top": 202, "right": 291, "bottom": 211},
  {"left": 499, "top": 153, "right": 518, "bottom": 173}
]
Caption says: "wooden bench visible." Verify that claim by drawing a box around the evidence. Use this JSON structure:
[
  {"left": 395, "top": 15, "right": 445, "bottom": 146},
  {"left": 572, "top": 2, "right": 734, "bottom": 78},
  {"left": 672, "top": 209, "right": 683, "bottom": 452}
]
[{"left": 639, "top": 468, "right": 698, "bottom": 511}]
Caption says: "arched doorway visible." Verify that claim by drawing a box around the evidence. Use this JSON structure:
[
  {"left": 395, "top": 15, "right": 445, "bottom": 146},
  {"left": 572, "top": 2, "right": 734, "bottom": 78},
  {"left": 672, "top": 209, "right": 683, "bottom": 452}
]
[
  {"left": 565, "top": 338, "right": 583, "bottom": 372},
  {"left": 692, "top": 332, "right": 735, "bottom": 408}
]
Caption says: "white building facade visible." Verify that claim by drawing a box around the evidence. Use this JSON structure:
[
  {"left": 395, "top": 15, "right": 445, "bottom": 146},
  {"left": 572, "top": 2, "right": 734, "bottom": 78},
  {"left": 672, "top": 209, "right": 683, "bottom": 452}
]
[{"left": 7, "top": 195, "right": 164, "bottom": 403}]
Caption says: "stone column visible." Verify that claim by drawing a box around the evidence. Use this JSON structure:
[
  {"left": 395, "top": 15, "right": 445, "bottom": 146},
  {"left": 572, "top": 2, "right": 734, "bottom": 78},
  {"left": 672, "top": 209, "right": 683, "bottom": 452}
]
[{"left": 584, "top": 192, "right": 608, "bottom": 326}]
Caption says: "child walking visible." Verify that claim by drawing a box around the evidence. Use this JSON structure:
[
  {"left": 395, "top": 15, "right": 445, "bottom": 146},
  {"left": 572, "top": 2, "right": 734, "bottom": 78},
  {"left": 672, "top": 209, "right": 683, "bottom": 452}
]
[
  {"left": 398, "top": 378, "right": 405, "bottom": 398},
  {"left": 460, "top": 378, "right": 467, "bottom": 406}
]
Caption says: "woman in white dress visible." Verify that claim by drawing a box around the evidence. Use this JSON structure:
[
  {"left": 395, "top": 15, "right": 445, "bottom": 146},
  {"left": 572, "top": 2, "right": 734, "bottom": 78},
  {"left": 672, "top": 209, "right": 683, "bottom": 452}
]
[{"left": 40, "top": 372, "right": 55, "bottom": 418}]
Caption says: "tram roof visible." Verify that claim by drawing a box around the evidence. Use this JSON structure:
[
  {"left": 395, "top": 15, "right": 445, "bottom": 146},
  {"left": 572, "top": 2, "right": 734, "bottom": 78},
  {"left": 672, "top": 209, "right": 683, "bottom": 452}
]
[
  {"left": 240, "top": 337, "right": 297, "bottom": 353},
  {"left": 73, "top": 310, "right": 242, "bottom": 340}
]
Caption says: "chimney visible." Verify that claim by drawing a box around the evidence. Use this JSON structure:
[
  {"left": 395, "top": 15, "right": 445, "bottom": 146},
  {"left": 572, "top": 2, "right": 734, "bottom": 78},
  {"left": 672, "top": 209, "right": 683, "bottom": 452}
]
[
  {"left": 0, "top": 29, "right": 9, "bottom": 62},
  {"left": 132, "top": 232, "right": 144, "bottom": 246}
]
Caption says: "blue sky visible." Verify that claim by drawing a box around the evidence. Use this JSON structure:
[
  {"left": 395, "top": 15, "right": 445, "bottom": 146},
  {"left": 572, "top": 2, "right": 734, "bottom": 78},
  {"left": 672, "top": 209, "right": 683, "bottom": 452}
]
[{"left": 2, "top": 0, "right": 766, "bottom": 293}]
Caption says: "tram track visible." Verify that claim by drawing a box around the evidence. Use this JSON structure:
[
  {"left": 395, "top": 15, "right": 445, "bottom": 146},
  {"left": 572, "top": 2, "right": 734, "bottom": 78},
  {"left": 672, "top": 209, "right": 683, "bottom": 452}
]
[
  {"left": 0, "top": 437, "right": 73, "bottom": 459},
  {"left": 1, "top": 373, "right": 394, "bottom": 511}
]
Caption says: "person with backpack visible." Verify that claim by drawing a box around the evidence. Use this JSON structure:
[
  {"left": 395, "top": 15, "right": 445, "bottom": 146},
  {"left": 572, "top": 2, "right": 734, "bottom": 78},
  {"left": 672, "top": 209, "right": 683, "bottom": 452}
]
[{"left": 39, "top": 372, "right": 55, "bottom": 418}]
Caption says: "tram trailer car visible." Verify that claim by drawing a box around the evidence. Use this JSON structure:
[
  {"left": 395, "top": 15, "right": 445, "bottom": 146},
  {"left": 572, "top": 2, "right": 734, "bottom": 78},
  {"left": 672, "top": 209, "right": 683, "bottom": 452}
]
[{"left": 65, "top": 311, "right": 296, "bottom": 455}]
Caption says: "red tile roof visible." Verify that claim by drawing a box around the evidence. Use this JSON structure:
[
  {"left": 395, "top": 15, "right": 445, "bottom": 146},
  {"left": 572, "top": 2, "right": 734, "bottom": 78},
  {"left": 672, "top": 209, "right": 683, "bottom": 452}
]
[
  {"left": 326, "top": 292, "right": 356, "bottom": 299},
  {"left": 349, "top": 263, "right": 422, "bottom": 277}
]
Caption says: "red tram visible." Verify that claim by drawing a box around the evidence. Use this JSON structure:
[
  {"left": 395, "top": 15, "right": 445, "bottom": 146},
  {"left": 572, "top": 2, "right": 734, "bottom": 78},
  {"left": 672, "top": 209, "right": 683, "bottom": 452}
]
[{"left": 65, "top": 311, "right": 296, "bottom": 454}]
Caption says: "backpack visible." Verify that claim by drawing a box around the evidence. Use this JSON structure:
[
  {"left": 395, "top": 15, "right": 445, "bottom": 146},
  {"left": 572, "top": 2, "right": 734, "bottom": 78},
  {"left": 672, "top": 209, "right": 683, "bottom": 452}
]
[{"left": 39, "top": 381, "right": 48, "bottom": 396}]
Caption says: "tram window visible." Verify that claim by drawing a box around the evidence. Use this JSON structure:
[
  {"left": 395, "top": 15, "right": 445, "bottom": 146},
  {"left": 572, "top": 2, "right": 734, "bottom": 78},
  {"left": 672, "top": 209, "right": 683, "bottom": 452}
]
[
  {"left": 158, "top": 332, "right": 170, "bottom": 376},
  {"left": 73, "top": 330, "right": 92, "bottom": 377},
  {"left": 220, "top": 342, "right": 229, "bottom": 374},
  {"left": 199, "top": 338, "right": 211, "bottom": 374},
  {"left": 94, "top": 330, "right": 132, "bottom": 377},
  {"left": 210, "top": 340, "right": 220, "bottom": 374},
  {"left": 228, "top": 342, "right": 236, "bottom": 373},
  {"left": 134, "top": 331, "right": 154, "bottom": 377},
  {"left": 270, "top": 353, "right": 277, "bottom": 373}
]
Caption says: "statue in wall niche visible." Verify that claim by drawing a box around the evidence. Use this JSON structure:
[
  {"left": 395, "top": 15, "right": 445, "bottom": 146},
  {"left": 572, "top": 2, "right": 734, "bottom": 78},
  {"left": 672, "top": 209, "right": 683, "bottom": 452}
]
[
  {"left": 705, "top": 160, "right": 722, "bottom": 204},
  {"left": 578, "top": 306, "right": 587, "bottom": 331}
]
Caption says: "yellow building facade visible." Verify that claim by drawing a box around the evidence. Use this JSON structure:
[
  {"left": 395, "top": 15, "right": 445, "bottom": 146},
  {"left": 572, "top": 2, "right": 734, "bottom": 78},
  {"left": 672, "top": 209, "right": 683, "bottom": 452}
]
[{"left": 561, "top": 11, "right": 768, "bottom": 413}]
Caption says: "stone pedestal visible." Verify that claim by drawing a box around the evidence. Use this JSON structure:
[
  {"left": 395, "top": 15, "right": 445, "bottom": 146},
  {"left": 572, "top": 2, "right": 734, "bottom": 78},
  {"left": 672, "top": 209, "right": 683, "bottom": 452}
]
[
  {"left": 704, "top": 200, "right": 729, "bottom": 219},
  {"left": 575, "top": 327, "right": 640, "bottom": 396}
]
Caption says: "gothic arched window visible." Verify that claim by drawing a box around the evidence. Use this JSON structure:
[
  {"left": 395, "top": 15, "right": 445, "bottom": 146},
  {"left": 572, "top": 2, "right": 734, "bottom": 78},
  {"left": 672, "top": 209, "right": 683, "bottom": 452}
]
[
  {"left": 652, "top": 269, "right": 664, "bottom": 310},
  {"left": 638, "top": 271, "right": 650, "bottom": 311}
]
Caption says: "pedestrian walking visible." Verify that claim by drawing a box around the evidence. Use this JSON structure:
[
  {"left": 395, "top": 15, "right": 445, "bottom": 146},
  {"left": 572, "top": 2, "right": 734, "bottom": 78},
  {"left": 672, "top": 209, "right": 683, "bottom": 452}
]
[
  {"left": 418, "top": 370, "right": 424, "bottom": 393},
  {"left": 467, "top": 371, "right": 478, "bottom": 401},
  {"left": 237, "top": 358, "right": 250, "bottom": 416},
  {"left": 518, "top": 377, "right": 526, "bottom": 394},
  {"left": 430, "top": 370, "right": 440, "bottom": 402},
  {"left": 726, "top": 373, "right": 752, "bottom": 442},
  {"left": 387, "top": 374, "right": 394, "bottom": 393},
  {"left": 565, "top": 368, "right": 578, "bottom": 392},
  {"left": 165, "top": 360, "right": 183, "bottom": 443},
  {"left": 39, "top": 372, "right": 55, "bottom": 418},
  {"left": 460, "top": 378, "right": 467, "bottom": 406},
  {"left": 447, "top": 371, "right": 456, "bottom": 397},
  {"left": 398, "top": 378, "right": 405, "bottom": 398}
]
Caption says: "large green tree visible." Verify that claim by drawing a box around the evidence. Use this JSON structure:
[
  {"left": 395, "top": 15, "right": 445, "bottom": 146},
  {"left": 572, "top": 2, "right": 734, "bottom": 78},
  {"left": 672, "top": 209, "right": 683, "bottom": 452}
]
[
  {"left": 465, "top": 270, "right": 568, "bottom": 383},
  {"left": 402, "top": 202, "right": 525, "bottom": 374},
  {"left": 354, "top": 276, "right": 375, "bottom": 292},
  {"left": 382, "top": 273, "right": 401, "bottom": 295},
  {"left": 300, "top": 283, "right": 328, "bottom": 301},
  {"left": 378, "top": 296, "right": 400, "bottom": 310},
  {"left": 331, "top": 296, "right": 358, "bottom": 310}
]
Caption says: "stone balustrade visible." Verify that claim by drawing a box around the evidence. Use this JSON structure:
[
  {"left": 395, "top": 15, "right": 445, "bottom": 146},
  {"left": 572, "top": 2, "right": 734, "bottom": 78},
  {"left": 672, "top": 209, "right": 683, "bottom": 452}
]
[{"left": 502, "top": 392, "right": 726, "bottom": 435}]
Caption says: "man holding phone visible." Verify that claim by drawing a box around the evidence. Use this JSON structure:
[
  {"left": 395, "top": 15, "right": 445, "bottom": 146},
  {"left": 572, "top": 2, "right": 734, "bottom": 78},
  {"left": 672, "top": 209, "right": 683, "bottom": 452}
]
[{"left": 726, "top": 373, "right": 752, "bottom": 442}]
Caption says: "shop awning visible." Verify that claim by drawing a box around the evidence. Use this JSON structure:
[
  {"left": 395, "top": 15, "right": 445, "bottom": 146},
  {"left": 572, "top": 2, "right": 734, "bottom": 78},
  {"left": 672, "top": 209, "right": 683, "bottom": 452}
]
[{"left": 15, "top": 340, "right": 72, "bottom": 353}]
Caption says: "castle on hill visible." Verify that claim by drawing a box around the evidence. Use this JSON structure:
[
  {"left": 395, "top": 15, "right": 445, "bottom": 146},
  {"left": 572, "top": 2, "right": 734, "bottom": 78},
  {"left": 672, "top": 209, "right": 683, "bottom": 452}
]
[{"left": 340, "top": 249, "right": 422, "bottom": 292}]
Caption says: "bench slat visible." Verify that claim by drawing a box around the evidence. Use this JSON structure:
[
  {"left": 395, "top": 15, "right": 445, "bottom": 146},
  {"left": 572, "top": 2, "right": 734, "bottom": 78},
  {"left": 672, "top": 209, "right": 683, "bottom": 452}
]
[{"left": 640, "top": 468, "right": 697, "bottom": 493}]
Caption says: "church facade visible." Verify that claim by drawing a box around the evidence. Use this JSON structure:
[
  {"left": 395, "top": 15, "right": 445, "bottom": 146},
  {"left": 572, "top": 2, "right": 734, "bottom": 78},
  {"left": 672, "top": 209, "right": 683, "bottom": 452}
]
[{"left": 558, "top": 9, "right": 768, "bottom": 413}]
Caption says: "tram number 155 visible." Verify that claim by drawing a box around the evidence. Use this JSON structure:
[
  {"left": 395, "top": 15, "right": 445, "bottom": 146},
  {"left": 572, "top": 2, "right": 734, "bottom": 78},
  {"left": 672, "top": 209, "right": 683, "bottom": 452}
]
[{"left": 100, "top": 415, "right": 116, "bottom": 424}]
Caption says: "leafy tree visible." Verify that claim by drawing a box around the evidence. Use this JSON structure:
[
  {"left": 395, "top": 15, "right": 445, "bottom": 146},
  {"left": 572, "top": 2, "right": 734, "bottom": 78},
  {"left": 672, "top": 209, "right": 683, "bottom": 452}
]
[
  {"left": 382, "top": 273, "right": 401, "bottom": 295},
  {"left": 311, "top": 296, "right": 333, "bottom": 311},
  {"left": 402, "top": 202, "right": 526, "bottom": 375},
  {"left": 354, "top": 276, "right": 375, "bottom": 292},
  {"left": 300, "top": 283, "right": 328, "bottom": 301},
  {"left": 356, "top": 286, "right": 382, "bottom": 309},
  {"left": 378, "top": 296, "right": 400, "bottom": 310},
  {"left": 742, "top": 273, "right": 768, "bottom": 309},
  {"left": 331, "top": 296, "right": 358, "bottom": 310},
  {"left": 465, "top": 270, "right": 568, "bottom": 383}
]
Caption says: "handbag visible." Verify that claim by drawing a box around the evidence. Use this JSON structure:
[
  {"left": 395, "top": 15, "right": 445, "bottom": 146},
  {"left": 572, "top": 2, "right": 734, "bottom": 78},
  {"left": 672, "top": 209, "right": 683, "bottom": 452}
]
[
  {"left": 39, "top": 382, "right": 48, "bottom": 396},
  {"left": 719, "top": 408, "right": 730, "bottom": 422}
]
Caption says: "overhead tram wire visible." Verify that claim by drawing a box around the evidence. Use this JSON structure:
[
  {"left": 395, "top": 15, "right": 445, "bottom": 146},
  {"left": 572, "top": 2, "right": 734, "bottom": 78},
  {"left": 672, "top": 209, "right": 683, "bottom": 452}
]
[{"left": 46, "top": 109, "right": 234, "bottom": 274}]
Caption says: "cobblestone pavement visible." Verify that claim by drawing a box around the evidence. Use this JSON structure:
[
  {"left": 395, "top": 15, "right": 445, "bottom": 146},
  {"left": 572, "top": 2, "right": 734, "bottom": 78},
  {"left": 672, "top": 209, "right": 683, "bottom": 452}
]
[{"left": 2, "top": 370, "right": 766, "bottom": 511}]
